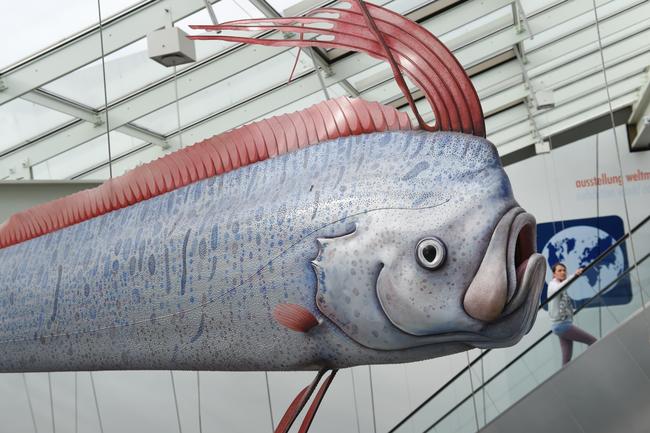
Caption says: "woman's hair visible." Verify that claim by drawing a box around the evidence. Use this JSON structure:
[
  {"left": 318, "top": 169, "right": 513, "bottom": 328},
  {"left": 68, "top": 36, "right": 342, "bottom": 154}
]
[{"left": 551, "top": 262, "right": 567, "bottom": 272}]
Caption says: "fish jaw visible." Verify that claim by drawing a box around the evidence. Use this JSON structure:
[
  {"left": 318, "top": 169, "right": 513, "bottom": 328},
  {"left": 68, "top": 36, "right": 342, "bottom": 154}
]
[{"left": 463, "top": 206, "right": 545, "bottom": 328}]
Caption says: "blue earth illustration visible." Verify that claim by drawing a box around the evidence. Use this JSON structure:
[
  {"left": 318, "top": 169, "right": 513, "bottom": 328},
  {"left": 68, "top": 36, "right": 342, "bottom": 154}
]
[{"left": 542, "top": 225, "right": 626, "bottom": 301}]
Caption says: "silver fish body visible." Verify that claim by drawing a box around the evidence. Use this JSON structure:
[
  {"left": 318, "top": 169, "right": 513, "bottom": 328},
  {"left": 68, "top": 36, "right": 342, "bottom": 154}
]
[{"left": 0, "top": 131, "right": 544, "bottom": 372}]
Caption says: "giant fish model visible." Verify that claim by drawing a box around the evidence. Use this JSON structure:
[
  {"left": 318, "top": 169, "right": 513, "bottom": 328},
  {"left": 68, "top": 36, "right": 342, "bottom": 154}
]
[{"left": 0, "top": 2, "right": 545, "bottom": 431}]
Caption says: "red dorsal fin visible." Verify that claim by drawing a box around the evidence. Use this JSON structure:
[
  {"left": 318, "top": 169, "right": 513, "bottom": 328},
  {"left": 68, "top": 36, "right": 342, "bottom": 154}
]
[{"left": 0, "top": 97, "right": 411, "bottom": 249}]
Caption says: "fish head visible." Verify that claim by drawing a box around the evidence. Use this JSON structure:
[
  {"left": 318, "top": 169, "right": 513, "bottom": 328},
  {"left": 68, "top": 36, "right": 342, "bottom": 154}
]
[{"left": 312, "top": 133, "right": 546, "bottom": 354}]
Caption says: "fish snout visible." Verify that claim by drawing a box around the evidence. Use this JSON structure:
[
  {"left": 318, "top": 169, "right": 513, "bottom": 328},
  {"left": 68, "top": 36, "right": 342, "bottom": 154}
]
[{"left": 463, "top": 207, "right": 544, "bottom": 322}]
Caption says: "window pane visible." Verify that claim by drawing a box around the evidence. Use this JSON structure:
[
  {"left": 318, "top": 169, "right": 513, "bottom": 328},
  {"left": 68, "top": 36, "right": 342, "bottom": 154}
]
[
  {"left": 32, "top": 131, "right": 145, "bottom": 180},
  {"left": 0, "top": 99, "right": 74, "bottom": 153},
  {"left": 1, "top": 0, "right": 146, "bottom": 70}
]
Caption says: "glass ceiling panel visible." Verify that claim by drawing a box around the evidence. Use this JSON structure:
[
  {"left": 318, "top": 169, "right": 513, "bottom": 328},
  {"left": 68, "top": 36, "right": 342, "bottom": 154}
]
[
  {"left": 524, "top": 0, "right": 640, "bottom": 52},
  {"left": 43, "top": 39, "right": 169, "bottom": 108},
  {"left": 0, "top": 0, "right": 146, "bottom": 71},
  {"left": 41, "top": 58, "right": 106, "bottom": 109},
  {"left": 40, "top": 0, "right": 263, "bottom": 109},
  {"left": 31, "top": 131, "right": 145, "bottom": 180},
  {"left": 0, "top": 99, "right": 74, "bottom": 153},
  {"left": 133, "top": 50, "right": 313, "bottom": 134}
]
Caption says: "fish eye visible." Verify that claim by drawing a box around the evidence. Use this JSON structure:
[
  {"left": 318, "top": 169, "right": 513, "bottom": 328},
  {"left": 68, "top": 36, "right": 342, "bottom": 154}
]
[{"left": 416, "top": 237, "right": 446, "bottom": 270}]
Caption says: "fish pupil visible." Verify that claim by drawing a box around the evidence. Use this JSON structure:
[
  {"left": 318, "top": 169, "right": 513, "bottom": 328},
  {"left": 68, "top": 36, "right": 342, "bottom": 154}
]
[{"left": 423, "top": 245, "right": 437, "bottom": 263}]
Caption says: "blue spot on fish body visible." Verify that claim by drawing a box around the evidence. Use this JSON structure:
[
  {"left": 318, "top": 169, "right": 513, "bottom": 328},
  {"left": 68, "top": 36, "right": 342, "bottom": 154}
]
[
  {"left": 132, "top": 288, "right": 141, "bottom": 304},
  {"left": 402, "top": 161, "right": 429, "bottom": 181},
  {"left": 210, "top": 225, "right": 219, "bottom": 250},
  {"left": 180, "top": 229, "right": 191, "bottom": 295},
  {"left": 148, "top": 255, "right": 156, "bottom": 275}
]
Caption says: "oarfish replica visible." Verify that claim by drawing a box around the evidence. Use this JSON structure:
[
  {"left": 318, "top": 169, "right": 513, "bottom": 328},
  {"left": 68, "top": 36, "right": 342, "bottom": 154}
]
[{"left": 0, "top": 2, "right": 545, "bottom": 430}]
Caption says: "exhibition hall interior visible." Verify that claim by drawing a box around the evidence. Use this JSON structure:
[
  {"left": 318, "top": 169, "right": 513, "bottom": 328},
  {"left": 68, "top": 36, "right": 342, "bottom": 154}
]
[{"left": 1, "top": 0, "right": 649, "bottom": 432}]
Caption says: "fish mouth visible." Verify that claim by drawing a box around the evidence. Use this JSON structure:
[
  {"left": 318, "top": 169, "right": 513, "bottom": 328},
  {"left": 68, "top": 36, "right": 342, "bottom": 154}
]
[{"left": 463, "top": 207, "right": 545, "bottom": 335}]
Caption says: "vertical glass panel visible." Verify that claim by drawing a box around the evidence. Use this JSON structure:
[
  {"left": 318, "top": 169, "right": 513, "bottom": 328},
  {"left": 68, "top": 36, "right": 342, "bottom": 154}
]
[
  {"left": 31, "top": 131, "right": 145, "bottom": 180},
  {"left": 0, "top": 99, "right": 74, "bottom": 153}
]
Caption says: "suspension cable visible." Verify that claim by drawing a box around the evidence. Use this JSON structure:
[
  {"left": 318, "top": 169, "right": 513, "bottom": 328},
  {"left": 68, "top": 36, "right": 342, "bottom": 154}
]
[
  {"left": 22, "top": 374, "right": 38, "bottom": 433},
  {"left": 264, "top": 372, "right": 275, "bottom": 432},
  {"left": 170, "top": 371, "right": 183, "bottom": 433},
  {"left": 90, "top": 372, "right": 105, "bottom": 433},
  {"left": 465, "top": 351, "right": 480, "bottom": 432},
  {"left": 350, "top": 369, "right": 361, "bottom": 433},
  {"left": 96, "top": 0, "right": 113, "bottom": 179},
  {"left": 48, "top": 373, "right": 56, "bottom": 433},
  {"left": 368, "top": 365, "right": 377, "bottom": 433},
  {"left": 591, "top": 0, "right": 647, "bottom": 314},
  {"left": 197, "top": 372, "right": 203, "bottom": 433}
]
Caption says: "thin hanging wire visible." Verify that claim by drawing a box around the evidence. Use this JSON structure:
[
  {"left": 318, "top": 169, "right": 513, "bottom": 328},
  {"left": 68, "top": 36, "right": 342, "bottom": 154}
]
[
  {"left": 172, "top": 65, "right": 184, "bottom": 148},
  {"left": 295, "top": 21, "right": 330, "bottom": 100},
  {"left": 264, "top": 372, "right": 275, "bottom": 432},
  {"left": 541, "top": 150, "right": 560, "bottom": 237},
  {"left": 164, "top": 8, "right": 185, "bottom": 150},
  {"left": 22, "top": 374, "right": 38, "bottom": 433},
  {"left": 368, "top": 365, "right": 377, "bottom": 433},
  {"left": 47, "top": 373, "right": 56, "bottom": 433},
  {"left": 402, "top": 365, "right": 415, "bottom": 433},
  {"left": 480, "top": 350, "right": 486, "bottom": 426},
  {"left": 350, "top": 369, "right": 361, "bottom": 433},
  {"left": 590, "top": 0, "right": 647, "bottom": 310},
  {"left": 465, "top": 352, "right": 480, "bottom": 432},
  {"left": 197, "top": 372, "right": 203, "bottom": 433},
  {"left": 90, "top": 372, "right": 105, "bottom": 433},
  {"left": 74, "top": 372, "right": 79, "bottom": 433},
  {"left": 96, "top": 0, "right": 114, "bottom": 179},
  {"left": 170, "top": 371, "right": 184, "bottom": 433},
  {"left": 596, "top": 133, "right": 603, "bottom": 338},
  {"left": 548, "top": 139, "right": 565, "bottom": 233},
  {"left": 307, "top": 47, "right": 331, "bottom": 100}
]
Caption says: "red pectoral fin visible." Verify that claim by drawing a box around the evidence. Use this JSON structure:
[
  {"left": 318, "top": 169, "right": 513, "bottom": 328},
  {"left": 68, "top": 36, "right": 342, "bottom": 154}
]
[{"left": 273, "top": 303, "right": 320, "bottom": 333}]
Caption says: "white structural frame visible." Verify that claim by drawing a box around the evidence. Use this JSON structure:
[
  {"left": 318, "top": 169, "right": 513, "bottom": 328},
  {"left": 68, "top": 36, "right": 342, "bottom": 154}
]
[{"left": 0, "top": 0, "right": 648, "bottom": 180}]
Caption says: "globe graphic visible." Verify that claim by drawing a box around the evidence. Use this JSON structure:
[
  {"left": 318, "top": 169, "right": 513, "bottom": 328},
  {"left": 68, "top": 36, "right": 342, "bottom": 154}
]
[{"left": 542, "top": 225, "right": 626, "bottom": 302}]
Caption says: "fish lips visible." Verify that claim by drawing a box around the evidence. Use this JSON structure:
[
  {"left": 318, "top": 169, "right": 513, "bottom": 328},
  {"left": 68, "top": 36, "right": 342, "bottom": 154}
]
[{"left": 463, "top": 207, "right": 546, "bottom": 333}]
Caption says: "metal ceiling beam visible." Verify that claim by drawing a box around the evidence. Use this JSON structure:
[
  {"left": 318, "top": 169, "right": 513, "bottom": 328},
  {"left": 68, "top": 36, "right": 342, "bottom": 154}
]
[
  {"left": 629, "top": 70, "right": 650, "bottom": 124},
  {"left": 0, "top": 0, "right": 217, "bottom": 106},
  {"left": 20, "top": 90, "right": 168, "bottom": 149}
]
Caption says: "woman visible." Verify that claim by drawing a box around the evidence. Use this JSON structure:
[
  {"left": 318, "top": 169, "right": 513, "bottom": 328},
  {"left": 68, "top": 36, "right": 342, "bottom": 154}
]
[{"left": 547, "top": 263, "right": 597, "bottom": 365}]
